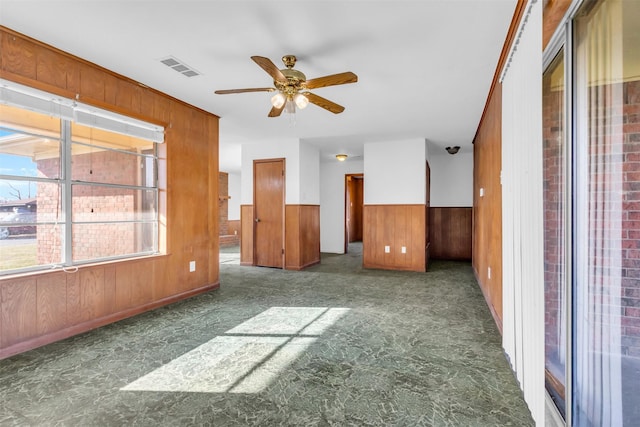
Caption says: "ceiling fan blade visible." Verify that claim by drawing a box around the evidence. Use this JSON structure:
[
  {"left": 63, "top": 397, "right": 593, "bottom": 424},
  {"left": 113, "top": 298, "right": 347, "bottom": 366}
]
[
  {"left": 305, "top": 72, "right": 357, "bottom": 89},
  {"left": 268, "top": 104, "right": 285, "bottom": 117},
  {"left": 305, "top": 92, "right": 345, "bottom": 114},
  {"left": 251, "top": 56, "right": 287, "bottom": 83},
  {"left": 215, "top": 87, "right": 275, "bottom": 95}
]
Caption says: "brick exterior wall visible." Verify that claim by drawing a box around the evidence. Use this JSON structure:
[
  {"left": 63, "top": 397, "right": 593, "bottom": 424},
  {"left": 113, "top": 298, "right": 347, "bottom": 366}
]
[
  {"left": 543, "top": 72, "right": 565, "bottom": 368},
  {"left": 36, "top": 149, "right": 144, "bottom": 263},
  {"left": 545, "top": 79, "right": 640, "bottom": 360},
  {"left": 622, "top": 79, "right": 640, "bottom": 357}
]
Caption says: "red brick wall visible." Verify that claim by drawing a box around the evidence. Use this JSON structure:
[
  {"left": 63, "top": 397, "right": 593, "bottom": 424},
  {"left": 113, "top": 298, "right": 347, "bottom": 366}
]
[
  {"left": 545, "top": 78, "right": 640, "bottom": 359},
  {"left": 543, "top": 73, "right": 565, "bottom": 366},
  {"left": 622, "top": 79, "right": 640, "bottom": 357},
  {"left": 36, "top": 149, "right": 142, "bottom": 263}
]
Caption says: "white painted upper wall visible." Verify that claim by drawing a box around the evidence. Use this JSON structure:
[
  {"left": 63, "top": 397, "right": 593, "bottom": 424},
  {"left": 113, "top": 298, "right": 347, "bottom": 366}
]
[
  {"left": 299, "top": 142, "right": 320, "bottom": 205},
  {"left": 429, "top": 151, "right": 473, "bottom": 207},
  {"left": 227, "top": 172, "right": 241, "bottom": 220},
  {"left": 363, "top": 139, "right": 426, "bottom": 205},
  {"left": 241, "top": 138, "right": 299, "bottom": 205},
  {"left": 240, "top": 138, "right": 320, "bottom": 205},
  {"left": 319, "top": 159, "right": 364, "bottom": 253}
]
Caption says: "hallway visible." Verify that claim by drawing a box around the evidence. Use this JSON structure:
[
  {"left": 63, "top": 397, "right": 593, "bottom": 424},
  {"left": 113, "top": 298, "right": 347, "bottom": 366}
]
[{"left": 0, "top": 247, "right": 533, "bottom": 426}]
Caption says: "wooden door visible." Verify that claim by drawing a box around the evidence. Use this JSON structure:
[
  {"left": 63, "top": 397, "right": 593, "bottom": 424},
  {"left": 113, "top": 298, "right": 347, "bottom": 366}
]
[
  {"left": 345, "top": 174, "right": 364, "bottom": 251},
  {"left": 254, "top": 159, "right": 285, "bottom": 268}
]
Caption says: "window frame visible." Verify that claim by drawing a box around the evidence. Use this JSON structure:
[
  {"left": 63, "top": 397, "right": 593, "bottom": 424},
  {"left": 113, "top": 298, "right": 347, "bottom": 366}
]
[{"left": 0, "top": 81, "right": 163, "bottom": 275}]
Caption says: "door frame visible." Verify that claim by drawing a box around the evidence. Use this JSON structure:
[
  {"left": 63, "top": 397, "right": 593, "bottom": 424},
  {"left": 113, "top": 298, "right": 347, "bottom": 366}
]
[{"left": 253, "top": 158, "right": 285, "bottom": 268}]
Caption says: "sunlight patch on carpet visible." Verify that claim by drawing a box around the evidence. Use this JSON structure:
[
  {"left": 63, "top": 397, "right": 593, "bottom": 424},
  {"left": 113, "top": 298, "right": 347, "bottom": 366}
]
[{"left": 121, "top": 307, "right": 350, "bottom": 393}]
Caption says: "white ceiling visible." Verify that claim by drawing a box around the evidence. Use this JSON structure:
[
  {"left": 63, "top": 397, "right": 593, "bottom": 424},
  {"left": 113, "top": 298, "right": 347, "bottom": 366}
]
[{"left": 0, "top": 0, "right": 516, "bottom": 173}]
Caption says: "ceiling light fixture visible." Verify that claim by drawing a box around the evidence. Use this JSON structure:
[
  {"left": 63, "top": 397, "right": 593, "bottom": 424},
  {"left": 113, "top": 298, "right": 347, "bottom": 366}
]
[
  {"left": 336, "top": 154, "right": 348, "bottom": 162},
  {"left": 294, "top": 93, "right": 309, "bottom": 109},
  {"left": 270, "top": 93, "right": 286, "bottom": 109},
  {"left": 446, "top": 146, "right": 460, "bottom": 155}
]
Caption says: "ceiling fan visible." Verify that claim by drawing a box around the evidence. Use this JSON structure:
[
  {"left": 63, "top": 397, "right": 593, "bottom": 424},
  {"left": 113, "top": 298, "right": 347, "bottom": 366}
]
[{"left": 215, "top": 55, "right": 357, "bottom": 117}]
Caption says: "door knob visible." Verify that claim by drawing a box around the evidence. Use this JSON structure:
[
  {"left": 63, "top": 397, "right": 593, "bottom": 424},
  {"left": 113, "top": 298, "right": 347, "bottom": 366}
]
[{"left": 255, "top": 218, "right": 260, "bottom": 223}]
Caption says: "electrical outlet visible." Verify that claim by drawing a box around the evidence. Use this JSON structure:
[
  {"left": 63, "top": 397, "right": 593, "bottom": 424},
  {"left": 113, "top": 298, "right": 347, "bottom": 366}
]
[
  {"left": 401, "top": 246, "right": 406, "bottom": 254},
  {"left": 384, "top": 245, "right": 390, "bottom": 253},
  {"left": 480, "top": 187, "right": 485, "bottom": 197},
  {"left": 189, "top": 261, "right": 196, "bottom": 272}
]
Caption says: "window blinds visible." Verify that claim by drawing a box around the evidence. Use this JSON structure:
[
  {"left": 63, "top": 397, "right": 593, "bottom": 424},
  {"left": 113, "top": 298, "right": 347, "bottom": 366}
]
[{"left": 0, "top": 79, "right": 164, "bottom": 143}]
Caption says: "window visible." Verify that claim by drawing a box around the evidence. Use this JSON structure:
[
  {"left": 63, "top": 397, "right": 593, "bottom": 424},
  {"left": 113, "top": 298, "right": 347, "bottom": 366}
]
[{"left": 0, "top": 81, "right": 163, "bottom": 274}]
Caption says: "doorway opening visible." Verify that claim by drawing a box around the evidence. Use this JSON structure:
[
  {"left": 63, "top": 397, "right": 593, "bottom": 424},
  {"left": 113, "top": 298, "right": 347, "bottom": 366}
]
[{"left": 345, "top": 174, "right": 364, "bottom": 254}]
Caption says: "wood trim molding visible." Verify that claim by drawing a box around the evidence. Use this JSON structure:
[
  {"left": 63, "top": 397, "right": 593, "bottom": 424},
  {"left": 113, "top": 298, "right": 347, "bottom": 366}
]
[{"left": 473, "top": 0, "right": 527, "bottom": 143}]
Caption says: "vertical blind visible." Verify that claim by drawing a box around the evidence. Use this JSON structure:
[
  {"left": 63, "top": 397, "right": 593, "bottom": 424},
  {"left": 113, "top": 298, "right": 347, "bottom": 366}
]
[{"left": 500, "top": 0, "right": 545, "bottom": 423}]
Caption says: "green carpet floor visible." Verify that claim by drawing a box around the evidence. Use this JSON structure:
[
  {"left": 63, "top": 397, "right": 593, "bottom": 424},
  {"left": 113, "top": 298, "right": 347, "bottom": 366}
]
[{"left": 0, "top": 244, "right": 534, "bottom": 426}]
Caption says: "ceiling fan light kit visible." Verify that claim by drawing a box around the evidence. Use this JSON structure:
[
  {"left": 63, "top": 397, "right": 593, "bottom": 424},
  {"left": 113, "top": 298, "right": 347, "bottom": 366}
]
[
  {"left": 215, "top": 55, "right": 357, "bottom": 120},
  {"left": 336, "top": 154, "right": 348, "bottom": 162}
]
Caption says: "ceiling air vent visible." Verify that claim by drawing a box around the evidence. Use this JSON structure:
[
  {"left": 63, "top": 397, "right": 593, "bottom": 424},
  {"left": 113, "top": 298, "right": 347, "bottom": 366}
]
[{"left": 159, "top": 56, "right": 201, "bottom": 78}]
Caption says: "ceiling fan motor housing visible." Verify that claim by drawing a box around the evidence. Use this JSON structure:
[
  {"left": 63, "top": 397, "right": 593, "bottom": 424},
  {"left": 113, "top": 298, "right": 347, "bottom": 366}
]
[{"left": 276, "top": 68, "right": 306, "bottom": 97}]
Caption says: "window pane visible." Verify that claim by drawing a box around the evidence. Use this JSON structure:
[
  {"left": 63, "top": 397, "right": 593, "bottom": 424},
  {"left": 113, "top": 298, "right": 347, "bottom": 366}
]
[
  {"left": 543, "top": 50, "right": 566, "bottom": 415},
  {"left": 71, "top": 123, "right": 155, "bottom": 187},
  {"left": 0, "top": 104, "right": 61, "bottom": 139},
  {"left": 72, "top": 222, "right": 157, "bottom": 262},
  {"left": 0, "top": 225, "right": 63, "bottom": 272},
  {"left": 70, "top": 142, "right": 155, "bottom": 186},
  {"left": 0, "top": 180, "right": 61, "bottom": 223},
  {"left": 574, "top": 0, "right": 640, "bottom": 425},
  {"left": 72, "top": 185, "right": 157, "bottom": 222}
]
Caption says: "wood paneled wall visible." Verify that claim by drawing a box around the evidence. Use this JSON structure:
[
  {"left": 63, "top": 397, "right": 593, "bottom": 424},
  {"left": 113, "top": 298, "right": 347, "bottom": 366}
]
[
  {"left": 470, "top": 0, "right": 570, "bottom": 333},
  {"left": 470, "top": 1, "right": 528, "bottom": 332},
  {"left": 240, "top": 205, "right": 254, "bottom": 266},
  {"left": 0, "top": 27, "right": 219, "bottom": 359},
  {"left": 240, "top": 204, "right": 320, "bottom": 270},
  {"left": 429, "top": 207, "right": 472, "bottom": 261},
  {"left": 473, "top": 82, "right": 504, "bottom": 328},
  {"left": 285, "top": 205, "right": 320, "bottom": 270},
  {"left": 363, "top": 205, "right": 426, "bottom": 272}
]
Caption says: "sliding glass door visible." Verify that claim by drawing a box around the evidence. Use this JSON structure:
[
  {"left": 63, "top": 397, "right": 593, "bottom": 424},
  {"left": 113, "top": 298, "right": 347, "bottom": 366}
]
[
  {"left": 543, "top": 0, "right": 640, "bottom": 424},
  {"left": 573, "top": 0, "right": 640, "bottom": 425}
]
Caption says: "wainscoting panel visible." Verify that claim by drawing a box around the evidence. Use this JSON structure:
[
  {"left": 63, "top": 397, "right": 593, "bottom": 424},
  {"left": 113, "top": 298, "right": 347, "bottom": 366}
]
[
  {"left": 240, "top": 205, "right": 254, "bottom": 266},
  {"left": 429, "top": 207, "right": 472, "bottom": 260},
  {"left": 285, "top": 205, "right": 320, "bottom": 270},
  {"left": 363, "top": 204, "right": 426, "bottom": 272}
]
